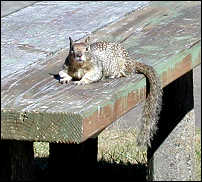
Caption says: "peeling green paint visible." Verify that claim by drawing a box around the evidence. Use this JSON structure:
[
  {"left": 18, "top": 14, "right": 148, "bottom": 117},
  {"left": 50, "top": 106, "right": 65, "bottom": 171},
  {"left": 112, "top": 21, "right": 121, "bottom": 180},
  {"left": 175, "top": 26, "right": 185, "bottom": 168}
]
[
  {"left": 155, "top": 40, "right": 201, "bottom": 75},
  {"left": 82, "top": 77, "right": 146, "bottom": 120}
]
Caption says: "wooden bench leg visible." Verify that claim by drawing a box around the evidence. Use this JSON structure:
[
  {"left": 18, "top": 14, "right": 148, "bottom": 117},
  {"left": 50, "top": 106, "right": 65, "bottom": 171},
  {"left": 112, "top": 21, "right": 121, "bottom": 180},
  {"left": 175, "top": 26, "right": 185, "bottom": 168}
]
[
  {"left": 0, "top": 140, "right": 35, "bottom": 181},
  {"left": 49, "top": 137, "right": 98, "bottom": 179},
  {"left": 147, "top": 70, "right": 195, "bottom": 181}
]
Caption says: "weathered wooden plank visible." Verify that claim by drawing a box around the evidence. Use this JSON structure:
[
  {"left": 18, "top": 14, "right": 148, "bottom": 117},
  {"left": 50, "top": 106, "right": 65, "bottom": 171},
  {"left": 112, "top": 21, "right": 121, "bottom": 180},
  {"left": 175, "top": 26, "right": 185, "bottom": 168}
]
[
  {"left": 1, "top": 1, "right": 201, "bottom": 143},
  {"left": 1, "top": 1, "right": 149, "bottom": 79},
  {"left": 1, "top": 110, "right": 83, "bottom": 143}
]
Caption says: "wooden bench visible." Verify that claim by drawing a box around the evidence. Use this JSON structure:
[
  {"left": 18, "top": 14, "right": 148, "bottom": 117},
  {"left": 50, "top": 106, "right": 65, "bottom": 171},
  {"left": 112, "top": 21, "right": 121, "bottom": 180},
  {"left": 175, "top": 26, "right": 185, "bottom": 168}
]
[{"left": 1, "top": 1, "right": 201, "bottom": 180}]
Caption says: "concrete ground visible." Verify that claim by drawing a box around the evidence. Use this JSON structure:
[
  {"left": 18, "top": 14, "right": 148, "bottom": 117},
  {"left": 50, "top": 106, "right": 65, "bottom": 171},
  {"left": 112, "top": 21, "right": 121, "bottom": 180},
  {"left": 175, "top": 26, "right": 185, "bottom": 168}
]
[
  {"left": 1, "top": 1, "right": 201, "bottom": 129},
  {"left": 193, "top": 64, "right": 201, "bottom": 129}
]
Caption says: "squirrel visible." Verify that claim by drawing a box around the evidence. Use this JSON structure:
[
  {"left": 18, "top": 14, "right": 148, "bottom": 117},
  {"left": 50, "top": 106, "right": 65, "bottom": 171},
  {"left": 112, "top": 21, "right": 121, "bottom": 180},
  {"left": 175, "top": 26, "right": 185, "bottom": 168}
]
[{"left": 59, "top": 36, "right": 162, "bottom": 148}]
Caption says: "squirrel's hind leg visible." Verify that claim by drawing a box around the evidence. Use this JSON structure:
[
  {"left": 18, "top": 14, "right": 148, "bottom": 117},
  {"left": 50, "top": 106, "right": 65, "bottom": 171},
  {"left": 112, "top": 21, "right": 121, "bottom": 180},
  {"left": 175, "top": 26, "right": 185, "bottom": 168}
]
[{"left": 73, "top": 66, "right": 103, "bottom": 85}]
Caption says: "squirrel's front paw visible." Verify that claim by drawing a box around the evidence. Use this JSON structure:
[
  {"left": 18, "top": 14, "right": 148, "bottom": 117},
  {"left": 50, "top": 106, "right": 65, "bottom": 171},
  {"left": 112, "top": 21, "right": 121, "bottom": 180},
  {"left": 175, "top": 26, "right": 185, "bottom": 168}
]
[
  {"left": 59, "top": 71, "right": 72, "bottom": 84},
  {"left": 60, "top": 77, "right": 71, "bottom": 84}
]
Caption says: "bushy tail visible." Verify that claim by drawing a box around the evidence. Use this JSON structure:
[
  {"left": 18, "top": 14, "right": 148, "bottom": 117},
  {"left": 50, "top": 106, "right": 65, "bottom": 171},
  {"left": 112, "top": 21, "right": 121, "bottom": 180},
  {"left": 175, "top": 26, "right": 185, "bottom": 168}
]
[{"left": 135, "top": 62, "right": 162, "bottom": 148}]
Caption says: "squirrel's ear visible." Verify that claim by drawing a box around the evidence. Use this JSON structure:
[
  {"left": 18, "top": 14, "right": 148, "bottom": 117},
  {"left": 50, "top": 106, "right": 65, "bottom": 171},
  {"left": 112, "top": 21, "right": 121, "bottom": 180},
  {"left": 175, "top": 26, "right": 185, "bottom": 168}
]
[
  {"left": 85, "top": 36, "right": 90, "bottom": 44},
  {"left": 69, "top": 37, "right": 74, "bottom": 51},
  {"left": 69, "top": 36, "right": 73, "bottom": 46}
]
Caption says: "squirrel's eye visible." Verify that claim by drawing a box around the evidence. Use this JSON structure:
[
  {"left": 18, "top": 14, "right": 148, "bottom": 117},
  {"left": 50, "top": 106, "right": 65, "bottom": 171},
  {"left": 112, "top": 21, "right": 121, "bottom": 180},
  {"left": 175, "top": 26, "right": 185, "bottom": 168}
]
[{"left": 86, "top": 47, "right": 89, "bottom": 51}]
